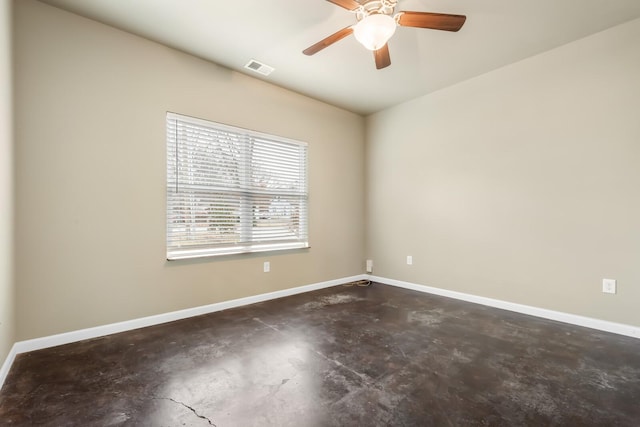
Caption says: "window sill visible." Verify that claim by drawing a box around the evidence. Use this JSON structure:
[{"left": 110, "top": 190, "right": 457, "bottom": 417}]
[{"left": 167, "top": 242, "right": 310, "bottom": 260}]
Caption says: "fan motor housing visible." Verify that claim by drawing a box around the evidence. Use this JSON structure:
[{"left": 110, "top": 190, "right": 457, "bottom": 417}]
[{"left": 356, "top": 0, "right": 398, "bottom": 22}]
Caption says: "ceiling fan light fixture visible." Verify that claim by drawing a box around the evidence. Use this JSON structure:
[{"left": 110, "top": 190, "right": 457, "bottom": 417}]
[{"left": 353, "top": 13, "right": 396, "bottom": 51}]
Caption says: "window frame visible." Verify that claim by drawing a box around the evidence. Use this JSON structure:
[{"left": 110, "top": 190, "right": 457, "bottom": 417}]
[{"left": 166, "top": 112, "right": 309, "bottom": 260}]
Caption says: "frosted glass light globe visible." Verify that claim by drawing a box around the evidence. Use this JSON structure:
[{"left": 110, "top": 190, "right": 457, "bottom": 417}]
[{"left": 353, "top": 14, "right": 397, "bottom": 51}]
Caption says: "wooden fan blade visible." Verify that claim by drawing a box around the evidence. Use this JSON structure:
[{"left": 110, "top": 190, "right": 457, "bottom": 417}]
[
  {"left": 326, "top": 0, "right": 361, "bottom": 11},
  {"left": 374, "top": 44, "right": 391, "bottom": 70},
  {"left": 397, "top": 11, "right": 466, "bottom": 32},
  {"left": 303, "top": 26, "right": 353, "bottom": 56}
]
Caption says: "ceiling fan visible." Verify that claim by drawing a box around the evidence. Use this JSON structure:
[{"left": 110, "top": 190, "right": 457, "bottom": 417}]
[{"left": 303, "top": 0, "right": 466, "bottom": 69}]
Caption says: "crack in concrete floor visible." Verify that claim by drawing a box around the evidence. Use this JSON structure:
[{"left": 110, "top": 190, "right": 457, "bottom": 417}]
[{"left": 155, "top": 397, "right": 216, "bottom": 426}]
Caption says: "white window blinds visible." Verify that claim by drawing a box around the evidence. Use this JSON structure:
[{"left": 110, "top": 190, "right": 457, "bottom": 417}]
[{"left": 167, "top": 112, "right": 308, "bottom": 260}]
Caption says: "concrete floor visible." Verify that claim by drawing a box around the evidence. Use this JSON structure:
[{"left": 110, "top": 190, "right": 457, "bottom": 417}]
[{"left": 1, "top": 283, "right": 640, "bottom": 426}]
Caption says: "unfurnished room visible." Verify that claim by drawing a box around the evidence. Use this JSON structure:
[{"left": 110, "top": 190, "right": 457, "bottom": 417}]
[{"left": 1, "top": 0, "right": 640, "bottom": 425}]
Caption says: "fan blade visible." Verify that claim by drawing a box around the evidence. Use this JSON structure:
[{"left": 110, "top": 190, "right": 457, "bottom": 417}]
[
  {"left": 326, "top": 0, "right": 361, "bottom": 11},
  {"left": 303, "top": 26, "right": 353, "bottom": 56},
  {"left": 374, "top": 44, "right": 391, "bottom": 70},
  {"left": 397, "top": 11, "right": 466, "bottom": 32}
]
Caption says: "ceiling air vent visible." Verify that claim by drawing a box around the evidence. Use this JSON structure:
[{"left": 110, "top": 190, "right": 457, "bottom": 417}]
[{"left": 244, "top": 59, "right": 274, "bottom": 76}]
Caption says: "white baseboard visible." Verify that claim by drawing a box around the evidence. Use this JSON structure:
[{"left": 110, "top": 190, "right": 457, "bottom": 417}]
[
  {"left": 370, "top": 275, "right": 640, "bottom": 340},
  {"left": 3, "top": 273, "right": 638, "bottom": 390},
  {"left": 0, "top": 344, "right": 18, "bottom": 391},
  {"left": 0, "top": 274, "right": 367, "bottom": 390}
]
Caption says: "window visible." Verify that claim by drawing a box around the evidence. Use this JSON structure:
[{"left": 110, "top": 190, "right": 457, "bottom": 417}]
[{"left": 166, "top": 113, "right": 308, "bottom": 260}]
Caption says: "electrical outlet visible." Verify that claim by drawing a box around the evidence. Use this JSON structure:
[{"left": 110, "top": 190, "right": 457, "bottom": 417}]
[
  {"left": 602, "top": 278, "right": 616, "bottom": 294},
  {"left": 366, "top": 259, "right": 373, "bottom": 273},
  {"left": 263, "top": 261, "right": 270, "bottom": 273},
  {"left": 407, "top": 255, "right": 413, "bottom": 265}
]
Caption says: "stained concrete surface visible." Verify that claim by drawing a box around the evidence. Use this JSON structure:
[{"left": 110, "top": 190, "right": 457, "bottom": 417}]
[{"left": 1, "top": 283, "right": 640, "bottom": 426}]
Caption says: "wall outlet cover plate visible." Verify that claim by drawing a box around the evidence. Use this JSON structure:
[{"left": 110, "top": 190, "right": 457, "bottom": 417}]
[{"left": 602, "top": 278, "right": 616, "bottom": 294}]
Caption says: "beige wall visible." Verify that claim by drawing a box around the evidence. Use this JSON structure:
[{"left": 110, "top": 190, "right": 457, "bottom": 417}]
[
  {"left": 366, "top": 18, "right": 640, "bottom": 326},
  {"left": 0, "top": 0, "right": 14, "bottom": 361},
  {"left": 11, "top": 0, "right": 640, "bottom": 344},
  {"left": 14, "top": 0, "right": 365, "bottom": 340}
]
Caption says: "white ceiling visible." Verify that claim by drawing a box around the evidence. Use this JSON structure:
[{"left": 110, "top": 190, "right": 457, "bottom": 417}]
[{"left": 38, "top": 0, "right": 640, "bottom": 115}]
